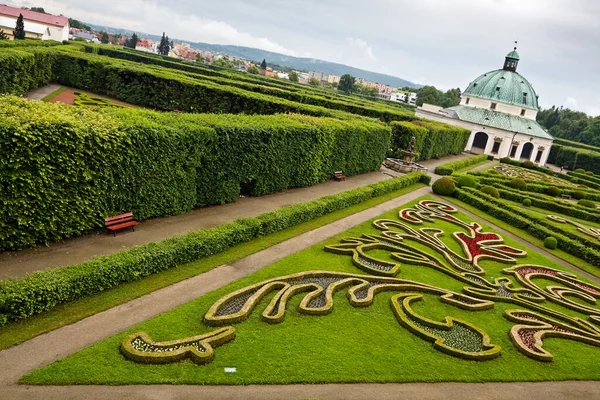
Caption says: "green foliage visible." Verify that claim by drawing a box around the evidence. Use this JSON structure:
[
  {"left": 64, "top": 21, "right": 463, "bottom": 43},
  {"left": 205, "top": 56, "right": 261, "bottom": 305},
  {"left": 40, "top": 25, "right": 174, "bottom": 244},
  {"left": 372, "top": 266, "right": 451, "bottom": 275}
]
[
  {"left": 522, "top": 198, "right": 532, "bottom": 207},
  {"left": 390, "top": 120, "right": 471, "bottom": 162},
  {"left": 157, "top": 32, "right": 170, "bottom": 56},
  {"left": 544, "top": 236, "right": 558, "bottom": 249},
  {"left": 522, "top": 160, "right": 535, "bottom": 169},
  {"left": 433, "top": 154, "right": 488, "bottom": 175},
  {"left": 575, "top": 168, "right": 585, "bottom": 172},
  {"left": 13, "top": 13, "right": 26, "bottom": 40},
  {"left": 481, "top": 186, "right": 500, "bottom": 198},
  {"left": 0, "top": 48, "right": 57, "bottom": 95},
  {"left": 288, "top": 71, "right": 298, "bottom": 82},
  {"left": 100, "top": 32, "right": 109, "bottom": 44},
  {"left": 0, "top": 29, "right": 8, "bottom": 40},
  {"left": 0, "top": 172, "right": 425, "bottom": 324},
  {"left": 308, "top": 77, "right": 320, "bottom": 86},
  {"left": 415, "top": 86, "right": 461, "bottom": 108},
  {"left": 454, "top": 175, "right": 477, "bottom": 188},
  {"left": 0, "top": 96, "right": 390, "bottom": 250},
  {"left": 124, "top": 33, "right": 139, "bottom": 49},
  {"left": 338, "top": 74, "right": 355, "bottom": 94},
  {"left": 509, "top": 178, "right": 527, "bottom": 191},
  {"left": 500, "top": 157, "right": 511, "bottom": 164},
  {"left": 578, "top": 199, "right": 596, "bottom": 209},
  {"left": 68, "top": 18, "right": 91, "bottom": 31},
  {"left": 547, "top": 186, "right": 561, "bottom": 197},
  {"left": 573, "top": 190, "right": 586, "bottom": 200},
  {"left": 260, "top": 59, "right": 267, "bottom": 70},
  {"left": 247, "top": 65, "right": 259, "bottom": 74},
  {"left": 431, "top": 177, "right": 456, "bottom": 196}
]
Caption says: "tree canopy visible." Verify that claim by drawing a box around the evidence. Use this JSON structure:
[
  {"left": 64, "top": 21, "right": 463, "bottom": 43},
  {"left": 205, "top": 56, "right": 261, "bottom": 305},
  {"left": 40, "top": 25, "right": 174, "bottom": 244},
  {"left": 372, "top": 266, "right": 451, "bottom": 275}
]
[
  {"left": 288, "top": 71, "right": 299, "bottom": 82},
  {"left": 157, "top": 32, "right": 170, "bottom": 56},
  {"left": 308, "top": 77, "right": 320, "bottom": 87},
  {"left": 260, "top": 59, "right": 267, "bottom": 70},
  {"left": 537, "top": 106, "right": 600, "bottom": 146},
  {"left": 0, "top": 29, "right": 9, "bottom": 40},
  {"left": 415, "top": 85, "right": 461, "bottom": 108},
  {"left": 124, "top": 33, "right": 139, "bottom": 49},
  {"left": 101, "top": 32, "right": 110, "bottom": 44},
  {"left": 13, "top": 14, "right": 25, "bottom": 40},
  {"left": 247, "top": 65, "right": 260, "bottom": 74},
  {"left": 338, "top": 74, "right": 356, "bottom": 94},
  {"left": 69, "top": 18, "right": 91, "bottom": 31}
]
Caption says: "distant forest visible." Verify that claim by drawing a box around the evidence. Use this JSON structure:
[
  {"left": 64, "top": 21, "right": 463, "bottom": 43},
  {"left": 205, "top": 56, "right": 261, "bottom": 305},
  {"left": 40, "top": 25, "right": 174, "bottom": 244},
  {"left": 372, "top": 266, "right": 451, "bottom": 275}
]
[{"left": 537, "top": 107, "right": 600, "bottom": 147}]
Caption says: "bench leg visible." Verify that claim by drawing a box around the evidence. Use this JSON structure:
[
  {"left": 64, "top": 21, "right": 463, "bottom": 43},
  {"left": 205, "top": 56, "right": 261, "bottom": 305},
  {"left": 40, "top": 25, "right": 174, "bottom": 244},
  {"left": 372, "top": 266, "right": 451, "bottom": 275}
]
[
  {"left": 131, "top": 226, "right": 135, "bottom": 232},
  {"left": 113, "top": 230, "right": 116, "bottom": 237}
]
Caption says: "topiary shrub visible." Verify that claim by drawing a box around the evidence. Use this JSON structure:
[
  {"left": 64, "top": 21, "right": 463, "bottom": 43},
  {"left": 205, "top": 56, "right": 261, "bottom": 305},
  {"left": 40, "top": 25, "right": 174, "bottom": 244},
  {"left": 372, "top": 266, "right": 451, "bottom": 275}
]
[
  {"left": 481, "top": 185, "right": 500, "bottom": 198},
  {"left": 578, "top": 199, "right": 596, "bottom": 209},
  {"left": 522, "top": 160, "right": 535, "bottom": 169},
  {"left": 573, "top": 190, "right": 586, "bottom": 200},
  {"left": 509, "top": 178, "right": 527, "bottom": 191},
  {"left": 455, "top": 175, "right": 478, "bottom": 188},
  {"left": 432, "top": 177, "right": 456, "bottom": 196},
  {"left": 586, "top": 171, "right": 595, "bottom": 176},
  {"left": 544, "top": 236, "right": 558, "bottom": 249},
  {"left": 500, "top": 157, "right": 511, "bottom": 164},
  {"left": 522, "top": 198, "right": 532, "bottom": 207},
  {"left": 547, "top": 186, "right": 561, "bottom": 197},
  {"left": 575, "top": 168, "right": 585, "bottom": 173}
]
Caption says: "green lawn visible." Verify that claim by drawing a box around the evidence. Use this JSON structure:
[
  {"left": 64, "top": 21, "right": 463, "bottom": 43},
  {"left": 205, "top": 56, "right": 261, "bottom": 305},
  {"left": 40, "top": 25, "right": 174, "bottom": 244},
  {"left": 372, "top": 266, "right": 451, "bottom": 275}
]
[
  {"left": 21, "top": 195, "right": 600, "bottom": 385},
  {"left": 0, "top": 184, "right": 425, "bottom": 351}
]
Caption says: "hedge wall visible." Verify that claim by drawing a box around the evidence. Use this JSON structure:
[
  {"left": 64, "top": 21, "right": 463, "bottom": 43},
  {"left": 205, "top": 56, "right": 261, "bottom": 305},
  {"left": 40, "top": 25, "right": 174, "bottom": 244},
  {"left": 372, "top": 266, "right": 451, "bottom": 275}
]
[
  {"left": 0, "top": 40, "right": 61, "bottom": 48},
  {"left": 0, "top": 96, "right": 391, "bottom": 250},
  {"left": 0, "top": 48, "right": 57, "bottom": 95},
  {"left": 434, "top": 154, "right": 490, "bottom": 175},
  {"left": 554, "top": 138, "right": 600, "bottom": 153},
  {"left": 0, "top": 172, "right": 428, "bottom": 325},
  {"left": 554, "top": 145, "right": 600, "bottom": 175},
  {"left": 389, "top": 120, "right": 471, "bottom": 161},
  {"left": 454, "top": 188, "right": 600, "bottom": 266}
]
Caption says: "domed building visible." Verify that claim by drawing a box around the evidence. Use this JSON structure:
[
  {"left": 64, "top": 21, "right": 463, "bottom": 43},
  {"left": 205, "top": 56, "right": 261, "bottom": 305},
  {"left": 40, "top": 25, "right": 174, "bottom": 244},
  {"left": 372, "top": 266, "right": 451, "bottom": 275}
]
[{"left": 415, "top": 48, "right": 553, "bottom": 165}]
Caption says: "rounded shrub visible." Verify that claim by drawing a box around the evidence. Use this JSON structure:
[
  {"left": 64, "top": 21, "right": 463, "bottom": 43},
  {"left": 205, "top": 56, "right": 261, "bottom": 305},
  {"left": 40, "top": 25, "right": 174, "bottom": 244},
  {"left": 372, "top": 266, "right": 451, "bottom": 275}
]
[
  {"left": 455, "top": 175, "right": 477, "bottom": 188},
  {"left": 432, "top": 177, "right": 456, "bottom": 196},
  {"left": 522, "top": 160, "right": 535, "bottom": 169},
  {"left": 522, "top": 198, "right": 532, "bottom": 207},
  {"left": 573, "top": 190, "right": 586, "bottom": 200},
  {"left": 547, "top": 186, "right": 561, "bottom": 197},
  {"left": 509, "top": 178, "right": 527, "bottom": 191},
  {"left": 586, "top": 171, "right": 595, "bottom": 176},
  {"left": 481, "top": 185, "right": 500, "bottom": 198},
  {"left": 544, "top": 236, "right": 558, "bottom": 250},
  {"left": 575, "top": 168, "right": 585, "bottom": 173},
  {"left": 578, "top": 199, "right": 596, "bottom": 209},
  {"left": 500, "top": 157, "right": 511, "bottom": 164}
]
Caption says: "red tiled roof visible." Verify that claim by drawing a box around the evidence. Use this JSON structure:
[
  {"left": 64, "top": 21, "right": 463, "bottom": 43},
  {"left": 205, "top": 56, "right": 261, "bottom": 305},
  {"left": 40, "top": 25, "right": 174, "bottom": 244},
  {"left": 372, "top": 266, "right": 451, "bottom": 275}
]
[{"left": 0, "top": 4, "right": 68, "bottom": 27}]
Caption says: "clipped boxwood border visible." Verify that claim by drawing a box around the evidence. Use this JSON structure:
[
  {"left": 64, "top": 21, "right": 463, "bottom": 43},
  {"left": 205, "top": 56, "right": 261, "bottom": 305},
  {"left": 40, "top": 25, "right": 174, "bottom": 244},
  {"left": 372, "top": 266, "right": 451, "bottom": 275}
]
[
  {"left": 0, "top": 172, "right": 428, "bottom": 325},
  {"left": 434, "top": 154, "right": 490, "bottom": 176}
]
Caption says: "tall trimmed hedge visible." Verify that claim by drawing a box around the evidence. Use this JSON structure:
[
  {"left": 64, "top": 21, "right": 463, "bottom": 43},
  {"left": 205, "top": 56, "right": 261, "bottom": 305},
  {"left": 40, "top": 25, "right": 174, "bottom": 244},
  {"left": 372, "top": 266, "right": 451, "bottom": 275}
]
[
  {"left": 554, "top": 145, "right": 600, "bottom": 175},
  {"left": 0, "top": 96, "right": 391, "bottom": 250},
  {"left": 0, "top": 48, "right": 57, "bottom": 95},
  {"left": 0, "top": 40, "right": 61, "bottom": 48},
  {"left": 389, "top": 120, "right": 470, "bottom": 161},
  {"left": 0, "top": 172, "right": 428, "bottom": 325}
]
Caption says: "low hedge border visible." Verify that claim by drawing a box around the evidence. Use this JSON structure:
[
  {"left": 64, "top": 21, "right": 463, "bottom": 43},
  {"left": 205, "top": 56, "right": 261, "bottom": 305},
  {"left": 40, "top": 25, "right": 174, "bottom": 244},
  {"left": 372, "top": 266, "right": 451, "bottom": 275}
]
[
  {"left": 454, "top": 188, "right": 600, "bottom": 266},
  {"left": 434, "top": 154, "right": 490, "bottom": 176},
  {"left": 497, "top": 158, "right": 598, "bottom": 188},
  {"left": 0, "top": 172, "right": 428, "bottom": 325}
]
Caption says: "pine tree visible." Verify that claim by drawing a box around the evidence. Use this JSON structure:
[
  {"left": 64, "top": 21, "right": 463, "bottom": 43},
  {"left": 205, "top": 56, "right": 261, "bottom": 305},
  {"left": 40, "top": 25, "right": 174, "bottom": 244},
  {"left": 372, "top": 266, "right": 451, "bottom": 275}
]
[
  {"left": 124, "top": 33, "right": 138, "bottom": 49},
  {"left": 260, "top": 59, "right": 267, "bottom": 70},
  {"left": 0, "top": 29, "right": 9, "bottom": 40},
  {"left": 157, "top": 32, "right": 170, "bottom": 56},
  {"left": 13, "top": 13, "right": 26, "bottom": 40}
]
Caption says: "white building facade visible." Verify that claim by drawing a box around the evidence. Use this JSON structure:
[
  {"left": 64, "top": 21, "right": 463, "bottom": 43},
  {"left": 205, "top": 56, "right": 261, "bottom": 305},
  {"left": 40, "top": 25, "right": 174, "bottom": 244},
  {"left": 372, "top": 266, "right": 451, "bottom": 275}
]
[
  {"left": 416, "top": 48, "right": 553, "bottom": 166},
  {"left": 0, "top": 5, "right": 69, "bottom": 41}
]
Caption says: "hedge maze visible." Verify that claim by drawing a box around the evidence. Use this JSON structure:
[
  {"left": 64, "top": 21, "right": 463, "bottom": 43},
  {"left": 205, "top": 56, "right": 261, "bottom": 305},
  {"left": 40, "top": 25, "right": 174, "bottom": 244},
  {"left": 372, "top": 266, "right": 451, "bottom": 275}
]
[{"left": 122, "top": 200, "right": 600, "bottom": 366}]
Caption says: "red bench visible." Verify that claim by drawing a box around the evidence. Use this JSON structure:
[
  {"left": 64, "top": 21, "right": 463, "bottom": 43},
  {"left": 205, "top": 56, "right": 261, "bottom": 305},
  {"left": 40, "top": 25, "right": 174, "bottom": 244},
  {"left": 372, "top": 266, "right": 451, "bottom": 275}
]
[
  {"left": 333, "top": 171, "right": 346, "bottom": 181},
  {"left": 104, "top": 212, "right": 139, "bottom": 236}
]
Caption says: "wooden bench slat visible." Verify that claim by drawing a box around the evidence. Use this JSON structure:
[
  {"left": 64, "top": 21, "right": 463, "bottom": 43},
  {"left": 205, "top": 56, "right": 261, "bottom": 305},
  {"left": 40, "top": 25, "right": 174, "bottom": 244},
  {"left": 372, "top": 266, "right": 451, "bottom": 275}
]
[
  {"left": 105, "top": 212, "right": 134, "bottom": 223},
  {"left": 104, "top": 212, "right": 138, "bottom": 236},
  {"left": 106, "top": 220, "right": 138, "bottom": 231}
]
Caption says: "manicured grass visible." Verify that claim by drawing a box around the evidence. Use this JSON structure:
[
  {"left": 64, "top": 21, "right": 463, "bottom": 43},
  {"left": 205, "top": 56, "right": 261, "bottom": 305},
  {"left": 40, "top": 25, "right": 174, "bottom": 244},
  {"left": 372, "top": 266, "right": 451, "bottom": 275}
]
[
  {"left": 40, "top": 87, "right": 67, "bottom": 102},
  {"left": 452, "top": 159, "right": 493, "bottom": 174},
  {"left": 21, "top": 195, "right": 600, "bottom": 385},
  {"left": 0, "top": 183, "right": 425, "bottom": 351},
  {"left": 445, "top": 196, "right": 600, "bottom": 280}
]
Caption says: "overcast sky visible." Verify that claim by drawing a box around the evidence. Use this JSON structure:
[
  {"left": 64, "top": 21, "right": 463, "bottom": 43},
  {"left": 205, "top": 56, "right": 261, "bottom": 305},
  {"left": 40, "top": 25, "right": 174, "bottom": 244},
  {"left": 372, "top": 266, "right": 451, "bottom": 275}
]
[{"left": 9, "top": 0, "right": 600, "bottom": 116}]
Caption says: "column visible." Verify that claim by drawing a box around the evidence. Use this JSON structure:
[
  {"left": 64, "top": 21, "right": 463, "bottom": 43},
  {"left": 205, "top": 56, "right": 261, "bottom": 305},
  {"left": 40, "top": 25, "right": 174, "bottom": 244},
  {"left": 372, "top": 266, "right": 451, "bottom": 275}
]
[
  {"left": 464, "top": 131, "right": 476, "bottom": 152},
  {"left": 530, "top": 144, "right": 538, "bottom": 162}
]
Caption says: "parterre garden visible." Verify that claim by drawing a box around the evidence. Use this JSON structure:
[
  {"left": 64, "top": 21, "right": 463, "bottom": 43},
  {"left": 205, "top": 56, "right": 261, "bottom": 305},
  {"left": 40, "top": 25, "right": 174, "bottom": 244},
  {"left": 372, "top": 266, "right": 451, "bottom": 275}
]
[{"left": 2, "top": 40, "right": 600, "bottom": 386}]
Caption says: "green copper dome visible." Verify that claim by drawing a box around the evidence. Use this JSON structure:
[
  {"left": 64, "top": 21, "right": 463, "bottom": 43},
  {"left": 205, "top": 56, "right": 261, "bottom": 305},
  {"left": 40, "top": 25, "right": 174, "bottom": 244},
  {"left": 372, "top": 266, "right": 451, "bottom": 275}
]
[
  {"left": 506, "top": 50, "right": 520, "bottom": 60},
  {"left": 463, "top": 69, "right": 539, "bottom": 110}
]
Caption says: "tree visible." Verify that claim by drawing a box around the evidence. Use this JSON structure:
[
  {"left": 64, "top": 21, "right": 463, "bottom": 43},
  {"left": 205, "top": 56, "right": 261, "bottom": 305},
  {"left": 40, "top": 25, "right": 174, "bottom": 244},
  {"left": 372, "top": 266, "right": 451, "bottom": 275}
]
[
  {"left": 196, "top": 54, "right": 205, "bottom": 63},
  {"left": 13, "top": 13, "right": 25, "bottom": 40},
  {"left": 68, "top": 18, "right": 91, "bottom": 31},
  {"left": 29, "top": 7, "right": 46, "bottom": 13},
  {"left": 308, "top": 77, "right": 320, "bottom": 87},
  {"left": 101, "top": 32, "right": 109, "bottom": 44},
  {"left": 0, "top": 29, "right": 8, "bottom": 40},
  {"left": 157, "top": 32, "right": 170, "bottom": 56},
  {"left": 247, "top": 65, "right": 260, "bottom": 74},
  {"left": 338, "top": 74, "right": 356, "bottom": 94},
  {"left": 111, "top": 33, "right": 122, "bottom": 45},
  {"left": 212, "top": 58, "right": 234, "bottom": 69},
  {"left": 260, "top": 59, "right": 267, "bottom": 70},
  {"left": 288, "top": 71, "right": 299, "bottom": 82},
  {"left": 416, "top": 85, "right": 441, "bottom": 106},
  {"left": 124, "top": 33, "right": 139, "bottom": 49}
]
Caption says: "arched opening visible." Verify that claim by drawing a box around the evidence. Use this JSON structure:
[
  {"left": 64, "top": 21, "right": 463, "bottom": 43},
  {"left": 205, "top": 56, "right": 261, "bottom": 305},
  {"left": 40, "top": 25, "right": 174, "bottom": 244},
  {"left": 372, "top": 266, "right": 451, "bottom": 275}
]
[
  {"left": 520, "top": 142, "right": 534, "bottom": 160},
  {"left": 471, "top": 132, "right": 489, "bottom": 154}
]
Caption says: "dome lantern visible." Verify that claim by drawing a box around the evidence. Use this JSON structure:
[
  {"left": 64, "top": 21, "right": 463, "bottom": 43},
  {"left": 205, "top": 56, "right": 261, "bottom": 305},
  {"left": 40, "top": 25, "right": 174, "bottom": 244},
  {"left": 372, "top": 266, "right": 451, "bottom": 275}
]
[{"left": 503, "top": 46, "right": 520, "bottom": 72}]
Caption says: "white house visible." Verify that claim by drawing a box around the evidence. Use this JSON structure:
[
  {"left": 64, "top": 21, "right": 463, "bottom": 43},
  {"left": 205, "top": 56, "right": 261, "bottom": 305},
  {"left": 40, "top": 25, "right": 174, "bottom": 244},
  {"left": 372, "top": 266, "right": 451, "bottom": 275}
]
[
  {"left": 415, "top": 48, "right": 553, "bottom": 166},
  {"left": 0, "top": 5, "right": 69, "bottom": 41}
]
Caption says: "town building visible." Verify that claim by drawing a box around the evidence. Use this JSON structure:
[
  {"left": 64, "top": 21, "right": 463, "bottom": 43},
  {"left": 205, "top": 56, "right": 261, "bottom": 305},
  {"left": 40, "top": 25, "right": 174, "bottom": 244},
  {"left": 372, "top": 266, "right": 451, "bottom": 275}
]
[
  {"left": 415, "top": 48, "right": 553, "bottom": 165},
  {"left": 0, "top": 5, "right": 69, "bottom": 41},
  {"left": 70, "top": 31, "right": 99, "bottom": 43}
]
